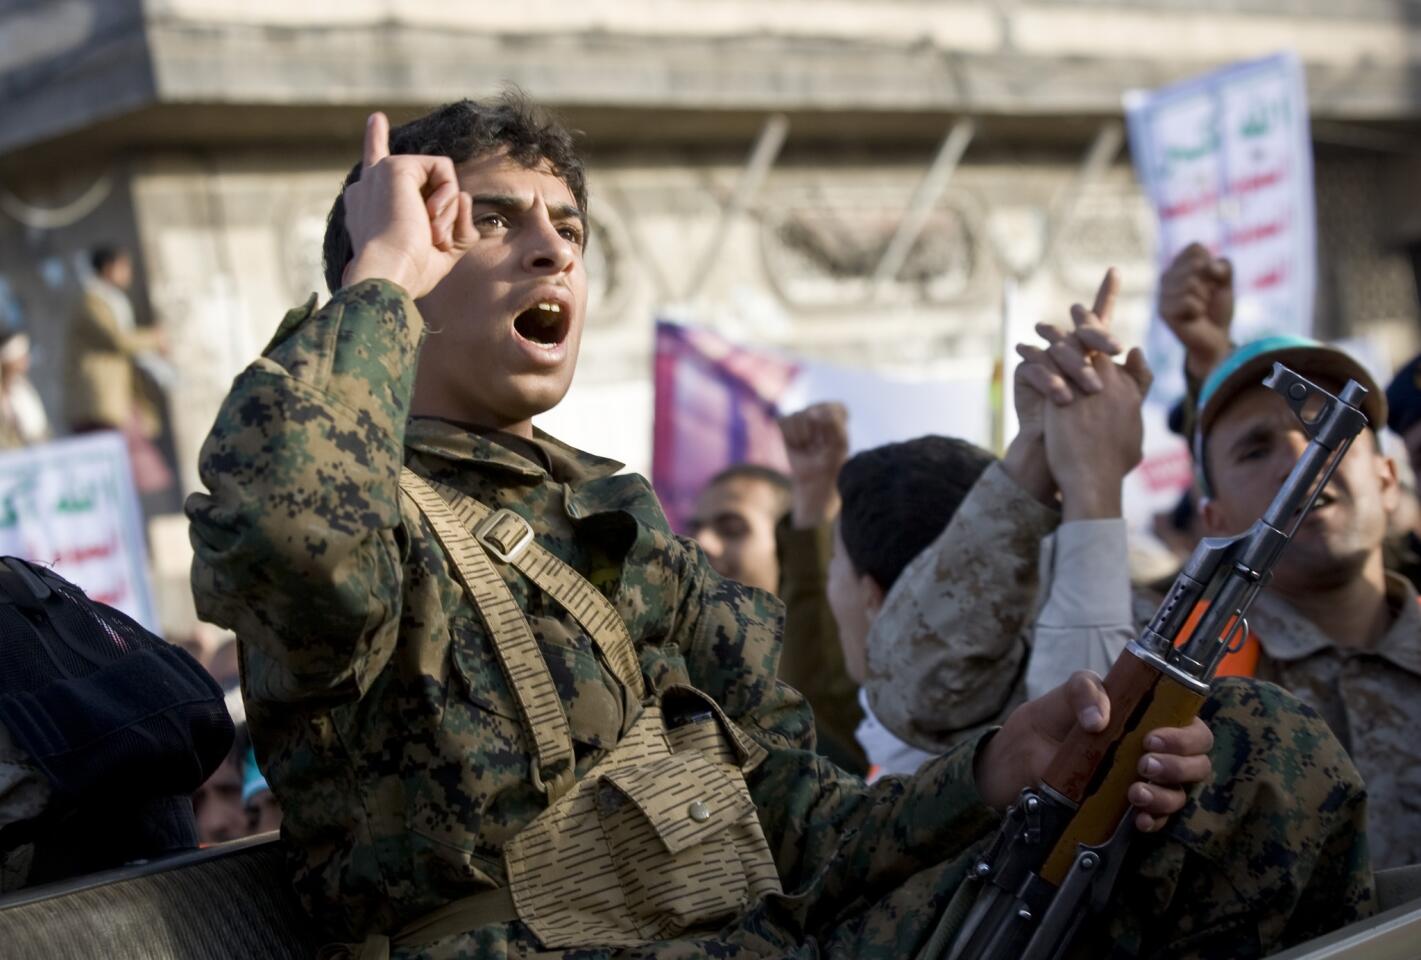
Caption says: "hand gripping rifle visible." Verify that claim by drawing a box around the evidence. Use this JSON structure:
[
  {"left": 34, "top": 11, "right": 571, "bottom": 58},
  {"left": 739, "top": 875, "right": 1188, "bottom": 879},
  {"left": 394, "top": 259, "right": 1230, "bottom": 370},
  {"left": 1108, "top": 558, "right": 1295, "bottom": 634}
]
[{"left": 927, "top": 364, "right": 1369, "bottom": 960}]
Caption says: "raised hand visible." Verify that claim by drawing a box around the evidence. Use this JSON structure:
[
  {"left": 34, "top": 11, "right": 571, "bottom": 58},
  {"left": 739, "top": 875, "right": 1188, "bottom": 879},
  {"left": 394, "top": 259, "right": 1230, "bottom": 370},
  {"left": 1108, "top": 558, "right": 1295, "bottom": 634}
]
[
  {"left": 341, "top": 112, "right": 477, "bottom": 299},
  {"left": 1042, "top": 350, "right": 1151, "bottom": 520},
  {"left": 1159, "top": 242, "right": 1233, "bottom": 380},
  {"left": 1012, "top": 269, "right": 1152, "bottom": 520},
  {"left": 973, "top": 670, "right": 1214, "bottom": 832},
  {"left": 778, "top": 402, "right": 850, "bottom": 528},
  {"left": 1015, "top": 268, "right": 1126, "bottom": 410}
]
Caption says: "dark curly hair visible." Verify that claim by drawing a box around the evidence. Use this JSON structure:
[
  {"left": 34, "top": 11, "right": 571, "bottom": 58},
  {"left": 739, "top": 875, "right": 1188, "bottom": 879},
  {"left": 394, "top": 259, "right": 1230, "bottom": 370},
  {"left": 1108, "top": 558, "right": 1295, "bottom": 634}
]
[
  {"left": 837, "top": 435, "right": 996, "bottom": 593},
  {"left": 322, "top": 93, "right": 587, "bottom": 294},
  {"left": 704, "top": 464, "right": 792, "bottom": 518}
]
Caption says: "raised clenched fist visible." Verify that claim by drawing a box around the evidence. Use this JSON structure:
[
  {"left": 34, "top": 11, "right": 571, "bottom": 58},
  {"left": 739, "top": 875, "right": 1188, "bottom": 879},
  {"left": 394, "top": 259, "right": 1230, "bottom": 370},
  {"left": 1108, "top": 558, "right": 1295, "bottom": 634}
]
[
  {"left": 778, "top": 402, "right": 850, "bottom": 529},
  {"left": 1158, "top": 242, "right": 1233, "bottom": 380}
]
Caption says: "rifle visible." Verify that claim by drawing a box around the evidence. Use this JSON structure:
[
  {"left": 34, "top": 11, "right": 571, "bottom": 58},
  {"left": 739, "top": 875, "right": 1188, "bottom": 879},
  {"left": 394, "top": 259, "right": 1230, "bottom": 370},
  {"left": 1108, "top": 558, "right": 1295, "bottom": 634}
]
[{"left": 926, "top": 364, "right": 1370, "bottom": 960}]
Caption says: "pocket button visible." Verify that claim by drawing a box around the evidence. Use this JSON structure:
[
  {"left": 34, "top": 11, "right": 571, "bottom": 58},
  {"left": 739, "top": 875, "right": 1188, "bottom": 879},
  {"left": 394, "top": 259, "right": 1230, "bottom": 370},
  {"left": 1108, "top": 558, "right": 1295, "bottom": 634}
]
[{"left": 687, "top": 800, "right": 711, "bottom": 823}]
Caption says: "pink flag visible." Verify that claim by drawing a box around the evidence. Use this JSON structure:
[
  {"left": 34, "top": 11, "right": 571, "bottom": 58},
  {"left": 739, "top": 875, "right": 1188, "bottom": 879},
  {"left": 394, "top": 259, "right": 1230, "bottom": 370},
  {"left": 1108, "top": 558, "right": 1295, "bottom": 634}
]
[{"left": 652, "top": 322, "right": 799, "bottom": 533}]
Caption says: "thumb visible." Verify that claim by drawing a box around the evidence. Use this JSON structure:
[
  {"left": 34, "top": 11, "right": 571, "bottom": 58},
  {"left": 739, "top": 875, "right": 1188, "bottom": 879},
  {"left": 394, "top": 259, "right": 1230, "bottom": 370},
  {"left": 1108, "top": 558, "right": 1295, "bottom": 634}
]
[
  {"left": 448, "top": 192, "right": 476, "bottom": 252},
  {"left": 1064, "top": 670, "right": 1110, "bottom": 733},
  {"left": 1123, "top": 347, "right": 1154, "bottom": 396}
]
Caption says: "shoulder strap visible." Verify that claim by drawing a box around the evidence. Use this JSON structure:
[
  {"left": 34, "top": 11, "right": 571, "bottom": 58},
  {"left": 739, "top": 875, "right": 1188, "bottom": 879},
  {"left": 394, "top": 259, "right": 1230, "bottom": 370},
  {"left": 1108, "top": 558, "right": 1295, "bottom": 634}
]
[
  {"left": 410, "top": 472, "right": 647, "bottom": 700},
  {"left": 399, "top": 470, "right": 576, "bottom": 802}
]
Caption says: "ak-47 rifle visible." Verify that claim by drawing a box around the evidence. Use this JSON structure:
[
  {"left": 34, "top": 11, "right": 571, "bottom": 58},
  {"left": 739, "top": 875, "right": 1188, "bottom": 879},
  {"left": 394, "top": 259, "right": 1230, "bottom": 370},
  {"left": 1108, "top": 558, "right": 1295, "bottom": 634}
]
[{"left": 927, "top": 363, "right": 1370, "bottom": 960}]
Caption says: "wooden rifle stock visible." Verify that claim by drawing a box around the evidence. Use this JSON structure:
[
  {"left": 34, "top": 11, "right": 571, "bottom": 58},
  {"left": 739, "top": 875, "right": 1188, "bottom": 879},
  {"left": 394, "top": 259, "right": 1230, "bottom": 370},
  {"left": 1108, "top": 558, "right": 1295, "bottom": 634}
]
[{"left": 1038, "top": 652, "right": 1204, "bottom": 885}]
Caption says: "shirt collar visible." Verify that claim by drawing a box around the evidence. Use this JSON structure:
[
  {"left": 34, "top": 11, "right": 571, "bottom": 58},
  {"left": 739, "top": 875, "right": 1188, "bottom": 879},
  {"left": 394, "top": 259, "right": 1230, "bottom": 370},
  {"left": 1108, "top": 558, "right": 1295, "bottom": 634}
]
[
  {"left": 1375, "top": 573, "right": 1421, "bottom": 676},
  {"left": 404, "top": 416, "right": 623, "bottom": 485},
  {"left": 1250, "top": 573, "right": 1421, "bottom": 676}
]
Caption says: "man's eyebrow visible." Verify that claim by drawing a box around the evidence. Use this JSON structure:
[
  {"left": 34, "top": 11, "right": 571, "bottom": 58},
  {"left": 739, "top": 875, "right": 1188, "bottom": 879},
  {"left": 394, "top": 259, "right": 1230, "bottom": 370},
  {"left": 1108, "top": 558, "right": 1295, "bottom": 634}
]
[
  {"left": 548, "top": 202, "right": 586, "bottom": 226},
  {"left": 1227, "top": 423, "right": 1275, "bottom": 458},
  {"left": 469, "top": 193, "right": 527, "bottom": 212}
]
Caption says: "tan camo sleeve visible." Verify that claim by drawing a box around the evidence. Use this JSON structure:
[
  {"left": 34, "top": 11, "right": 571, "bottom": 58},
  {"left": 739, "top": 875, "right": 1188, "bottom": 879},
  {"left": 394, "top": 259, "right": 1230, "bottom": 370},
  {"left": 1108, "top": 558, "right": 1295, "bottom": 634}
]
[{"left": 863, "top": 461, "right": 1058, "bottom": 753}]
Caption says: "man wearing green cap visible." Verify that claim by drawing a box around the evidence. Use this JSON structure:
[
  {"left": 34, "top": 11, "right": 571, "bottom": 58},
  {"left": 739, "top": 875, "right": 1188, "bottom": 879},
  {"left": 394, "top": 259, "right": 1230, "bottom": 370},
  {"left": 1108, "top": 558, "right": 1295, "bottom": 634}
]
[
  {"left": 1185, "top": 333, "right": 1421, "bottom": 869},
  {"left": 1159, "top": 243, "right": 1420, "bottom": 867}
]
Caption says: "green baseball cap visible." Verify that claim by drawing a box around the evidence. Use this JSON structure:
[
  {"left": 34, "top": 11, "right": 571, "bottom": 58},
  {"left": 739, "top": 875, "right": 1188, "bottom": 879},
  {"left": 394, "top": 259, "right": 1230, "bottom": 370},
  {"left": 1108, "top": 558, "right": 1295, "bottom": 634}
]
[{"left": 1193, "top": 335, "right": 1385, "bottom": 493}]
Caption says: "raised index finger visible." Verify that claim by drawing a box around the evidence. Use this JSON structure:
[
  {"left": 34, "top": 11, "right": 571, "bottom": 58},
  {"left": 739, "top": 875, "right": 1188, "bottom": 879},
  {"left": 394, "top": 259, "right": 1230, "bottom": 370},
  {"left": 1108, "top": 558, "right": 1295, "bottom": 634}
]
[
  {"left": 1091, "top": 267, "right": 1120, "bottom": 326},
  {"left": 363, "top": 112, "right": 391, "bottom": 171}
]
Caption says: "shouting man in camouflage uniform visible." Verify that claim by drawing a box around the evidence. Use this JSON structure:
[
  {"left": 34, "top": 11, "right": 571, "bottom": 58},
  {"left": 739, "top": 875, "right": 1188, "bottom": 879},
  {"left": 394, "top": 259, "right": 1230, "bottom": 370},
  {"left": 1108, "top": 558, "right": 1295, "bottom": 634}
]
[{"left": 188, "top": 97, "right": 1373, "bottom": 959}]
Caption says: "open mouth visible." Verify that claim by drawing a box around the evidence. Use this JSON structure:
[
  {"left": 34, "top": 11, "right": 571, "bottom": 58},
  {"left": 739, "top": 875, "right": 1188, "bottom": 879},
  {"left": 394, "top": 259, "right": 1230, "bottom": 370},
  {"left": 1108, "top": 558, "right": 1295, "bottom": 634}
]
[{"left": 513, "top": 302, "right": 569, "bottom": 348}]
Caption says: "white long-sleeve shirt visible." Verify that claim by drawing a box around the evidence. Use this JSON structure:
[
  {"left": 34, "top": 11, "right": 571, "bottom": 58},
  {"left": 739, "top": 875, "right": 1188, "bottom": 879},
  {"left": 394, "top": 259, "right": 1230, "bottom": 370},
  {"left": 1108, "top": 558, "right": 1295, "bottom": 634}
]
[{"left": 1025, "top": 518, "right": 1135, "bottom": 700}]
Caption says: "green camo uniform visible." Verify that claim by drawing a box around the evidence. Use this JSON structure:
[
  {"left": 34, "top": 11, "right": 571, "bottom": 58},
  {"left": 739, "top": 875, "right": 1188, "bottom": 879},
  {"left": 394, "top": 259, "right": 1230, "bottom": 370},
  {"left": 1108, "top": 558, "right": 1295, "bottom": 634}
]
[{"left": 189, "top": 281, "right": 1375, "bottom": 959}]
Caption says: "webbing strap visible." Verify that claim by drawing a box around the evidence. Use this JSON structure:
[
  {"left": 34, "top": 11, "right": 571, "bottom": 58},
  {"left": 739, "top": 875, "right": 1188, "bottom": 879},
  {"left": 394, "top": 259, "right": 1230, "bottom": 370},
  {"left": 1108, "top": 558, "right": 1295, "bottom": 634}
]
[
  {"left": 317, "top": 886, "right": 520, "bottom": 960},
  {"left": 416, "top": 474, "right": 647, "bottom": 700},
  {"left": 399, "top": 471, "right": 575, "bottom": 802}
]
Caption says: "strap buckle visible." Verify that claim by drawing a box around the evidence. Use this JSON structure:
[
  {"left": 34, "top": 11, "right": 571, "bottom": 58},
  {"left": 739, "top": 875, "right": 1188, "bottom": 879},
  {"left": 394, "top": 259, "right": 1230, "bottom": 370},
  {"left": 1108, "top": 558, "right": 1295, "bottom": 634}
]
[
  {"left": 530, "top": 756, "right": 574, "bottom": 799},
  {"left": 474, "top": 508, "right": 535, "bottom": 564}
]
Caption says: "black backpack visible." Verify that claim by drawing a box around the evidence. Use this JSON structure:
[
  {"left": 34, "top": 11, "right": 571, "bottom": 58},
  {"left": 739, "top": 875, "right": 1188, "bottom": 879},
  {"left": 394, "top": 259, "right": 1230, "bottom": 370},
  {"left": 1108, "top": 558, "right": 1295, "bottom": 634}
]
[{"left": 0, "top": 557, "right": 233, "bottom": 885}]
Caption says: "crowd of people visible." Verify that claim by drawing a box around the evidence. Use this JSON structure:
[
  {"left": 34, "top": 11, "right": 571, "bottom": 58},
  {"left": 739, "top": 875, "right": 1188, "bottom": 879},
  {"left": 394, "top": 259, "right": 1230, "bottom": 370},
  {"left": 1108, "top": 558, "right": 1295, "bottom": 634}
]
[
  {"left": 700, "top": 249, "right": 1421, "bottom": 874},
  {"left": 0, "top": 91, "right": 1417, "bottom": 959},
  {"left": 707, "top": 247, "right": 1421, "bottom": 875},
  {"left": 0, "top": 243, "right": 178, "bottom": 492}
]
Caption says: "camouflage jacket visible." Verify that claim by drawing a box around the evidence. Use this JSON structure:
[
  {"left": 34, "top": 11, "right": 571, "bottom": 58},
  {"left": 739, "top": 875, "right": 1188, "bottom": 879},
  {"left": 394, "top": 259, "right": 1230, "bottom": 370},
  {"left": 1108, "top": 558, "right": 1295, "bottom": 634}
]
[
  {"left": 863, "top": 462, "right": 1055, "bottom": 753},
  {"left": 186, "top": 281, "right": 1000, "bottom": 947},
  {"left": 1248, "top": 575, "right": 1421, "bottom": 870}
]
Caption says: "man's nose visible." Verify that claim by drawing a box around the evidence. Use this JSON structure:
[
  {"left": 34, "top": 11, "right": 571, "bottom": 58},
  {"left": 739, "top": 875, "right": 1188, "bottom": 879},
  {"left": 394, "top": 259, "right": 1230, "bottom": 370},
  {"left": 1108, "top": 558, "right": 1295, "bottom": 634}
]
[
  {"left": 1274, "top": 431, "right": 1311, "bottom": 481},
  {"left": 522, "top": 218, "right": 576, "bottom": 274}
]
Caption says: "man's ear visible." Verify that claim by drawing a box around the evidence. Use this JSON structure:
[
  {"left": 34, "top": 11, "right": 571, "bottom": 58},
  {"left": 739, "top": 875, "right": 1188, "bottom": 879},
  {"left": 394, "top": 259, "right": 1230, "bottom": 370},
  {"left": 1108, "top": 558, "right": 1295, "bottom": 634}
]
[
  {"left": 1378, "top": 452, "right": 1402, "bottom": 514},
  {"left": 859, "top": 573, "right": 887, "bottom": 622},
  {"left": 1198, "top": 494, "right": 1227, "bottom": 537}
]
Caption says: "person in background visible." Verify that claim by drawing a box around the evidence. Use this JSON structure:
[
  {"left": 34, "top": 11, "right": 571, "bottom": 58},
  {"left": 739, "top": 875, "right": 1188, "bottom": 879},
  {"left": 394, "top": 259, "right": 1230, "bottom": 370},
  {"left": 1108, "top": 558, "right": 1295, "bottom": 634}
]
[
  {"left": 692, "top": 452, "right": 873, "bottom": 770},
  {"left": 687, "top": 463, "right": 789, "bottom": 594},
  {"left": 1386, "top": 350, "right": 1421, "bottom": 481},
  {"left": 203, "top": 634, "right": 242, "bottom": 693},
  {"left": 1384, "top": 352, "right": 1421, "bottom": 589},
  {"left": 0, "top": 332, "right": 49, "bottom": 450},
  {"left": 1382, "top": 476, "right": 1421, "bottom": 592},
  {"left": 192, "top": 725, "right": 250, "bottom": 846},
  {"left": 68, "top": 244, "right": 174, "bottom": 493},
  {"left": 1188, "top": 336, "right": 1418, "bottom": 868},
  {"left": 242, "top": 745, "right": 283, "bottom": 835},
  {"left": 830, "top": 434, "right": 997, "bottom": 778},
  {"left": 774, "top": 402, "right": 865, "bottom": 773},
  {"left": 1005, "top": 245, "right": 1421, "bottom": 870}
]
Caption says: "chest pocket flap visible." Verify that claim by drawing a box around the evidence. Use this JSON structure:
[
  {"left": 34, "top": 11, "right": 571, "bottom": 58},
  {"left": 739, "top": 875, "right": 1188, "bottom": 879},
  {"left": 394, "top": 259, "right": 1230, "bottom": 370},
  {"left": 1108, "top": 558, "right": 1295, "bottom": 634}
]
[{"left": 597, "top": 752, "right": 752, "bottom": 854}]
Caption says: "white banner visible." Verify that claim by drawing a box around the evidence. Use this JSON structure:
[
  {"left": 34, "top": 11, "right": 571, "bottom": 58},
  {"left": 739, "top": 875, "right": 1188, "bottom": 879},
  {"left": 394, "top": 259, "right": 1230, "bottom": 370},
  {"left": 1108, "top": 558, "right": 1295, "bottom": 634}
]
[
  {"left": 0, "top": 432, "right": 157, "bottom": 631},
  {"left": 1125, "top": 51, "right": 1316, "bottom": 403}
]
